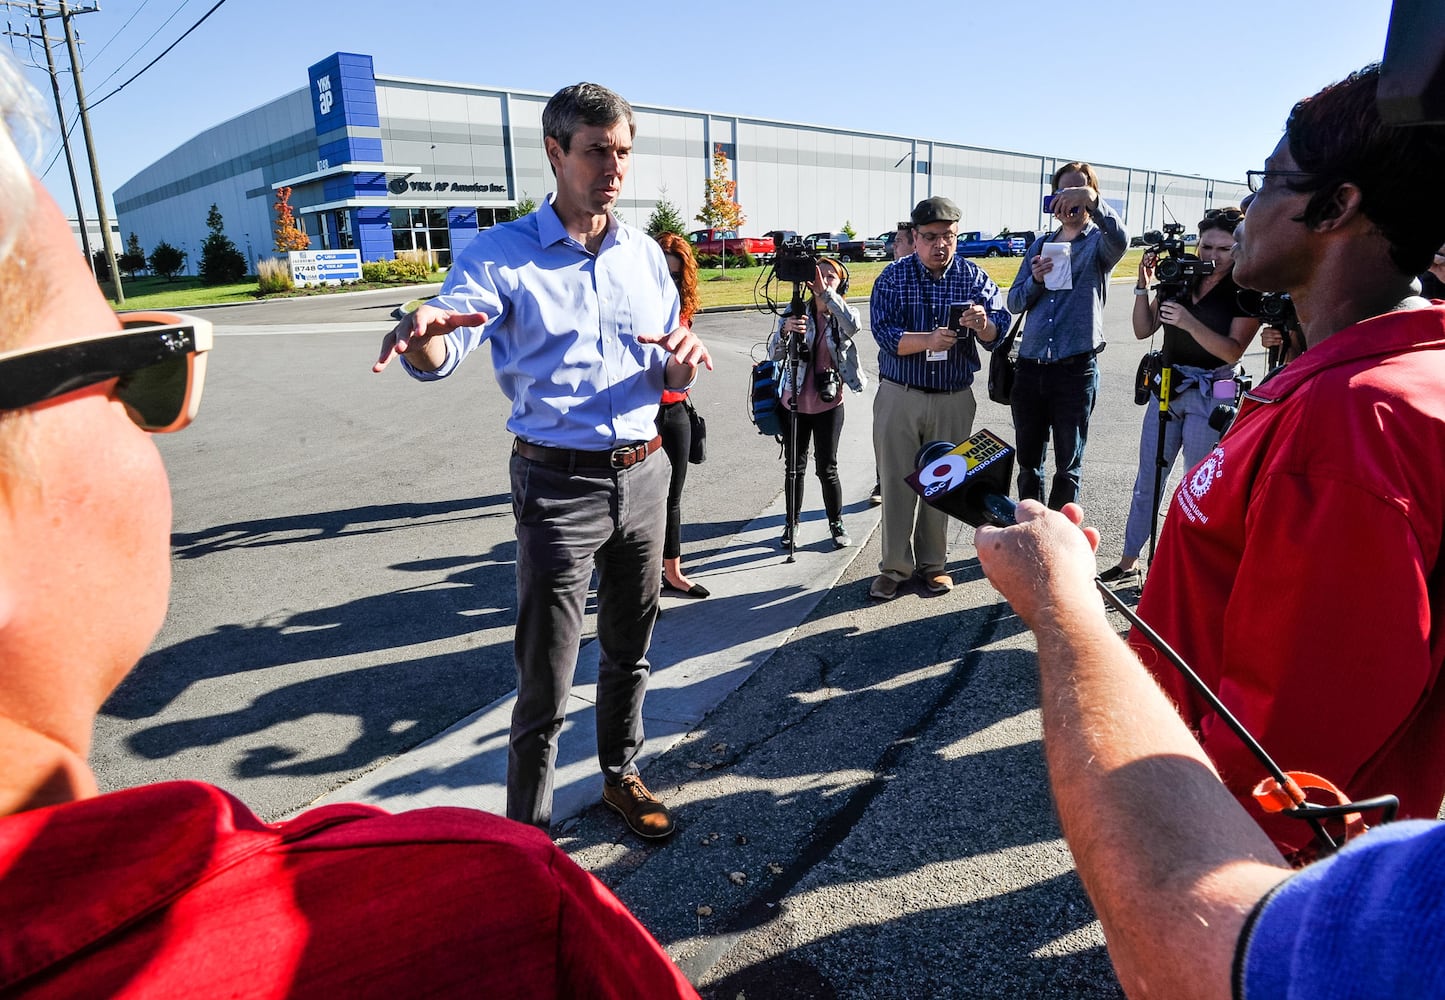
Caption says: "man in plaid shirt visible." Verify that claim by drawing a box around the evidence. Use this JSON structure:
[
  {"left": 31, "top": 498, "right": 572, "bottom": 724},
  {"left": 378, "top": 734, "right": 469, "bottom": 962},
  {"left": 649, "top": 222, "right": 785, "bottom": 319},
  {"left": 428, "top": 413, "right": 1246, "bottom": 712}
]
[{"left": 867, "top": 196, "right": 1010, "bottom": 600}]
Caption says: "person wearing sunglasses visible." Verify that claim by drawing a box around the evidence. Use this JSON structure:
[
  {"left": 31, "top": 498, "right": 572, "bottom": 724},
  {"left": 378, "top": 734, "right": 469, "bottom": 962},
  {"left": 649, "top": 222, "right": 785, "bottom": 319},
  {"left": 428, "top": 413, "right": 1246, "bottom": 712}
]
[
  {"left": 653, "top": 231, "right": 709, "bottom": 598},
  {"left": 1098, "top": 207, "right": 1260, "bottom": 586},
  {"left": 0, "top": 59, "right": 699, "bottom": 998},
  {"left": 1130, "top": 65, "right": 1445, "bottom": 862}
]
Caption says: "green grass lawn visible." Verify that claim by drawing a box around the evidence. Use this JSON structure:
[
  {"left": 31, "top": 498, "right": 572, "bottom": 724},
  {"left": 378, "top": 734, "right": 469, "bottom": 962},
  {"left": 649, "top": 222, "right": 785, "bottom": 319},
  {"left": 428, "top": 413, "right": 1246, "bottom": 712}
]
[
  {"left": 106, "top": 273, "right": 445, "bottom": 312},
  {"left": 109, "top": 251, "right": 1146, "bottom": 314}
]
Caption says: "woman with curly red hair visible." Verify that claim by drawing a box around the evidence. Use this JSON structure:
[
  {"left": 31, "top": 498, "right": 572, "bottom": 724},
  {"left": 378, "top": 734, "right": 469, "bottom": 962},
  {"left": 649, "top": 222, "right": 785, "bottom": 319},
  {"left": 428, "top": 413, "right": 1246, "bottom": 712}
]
[{"left": 654, "top": 232, "right": 708, "bottom": 598}]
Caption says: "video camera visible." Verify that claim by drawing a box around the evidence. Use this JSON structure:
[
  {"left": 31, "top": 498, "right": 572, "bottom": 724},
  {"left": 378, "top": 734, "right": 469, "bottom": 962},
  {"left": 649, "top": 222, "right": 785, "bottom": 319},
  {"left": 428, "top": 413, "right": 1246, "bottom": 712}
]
[
  {"left": 1237, "top": 290, "right": 1298, "bottom": 331},
  {"left": 1143, "top": 223, "right": 1214, "bottom": 301},
  {"left": 773, "top": 237, "right": 820, "bottom": 285}
]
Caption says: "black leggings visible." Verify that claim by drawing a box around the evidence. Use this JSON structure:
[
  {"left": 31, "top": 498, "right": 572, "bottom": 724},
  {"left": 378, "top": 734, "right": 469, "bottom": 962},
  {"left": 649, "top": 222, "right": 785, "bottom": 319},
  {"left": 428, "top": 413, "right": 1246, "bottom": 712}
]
[
  {"left": 655, "top": 400, "right": 691, "bottom": 560},
  {"left": 778, "top": 403, "right": 844, "bottom": 525}
]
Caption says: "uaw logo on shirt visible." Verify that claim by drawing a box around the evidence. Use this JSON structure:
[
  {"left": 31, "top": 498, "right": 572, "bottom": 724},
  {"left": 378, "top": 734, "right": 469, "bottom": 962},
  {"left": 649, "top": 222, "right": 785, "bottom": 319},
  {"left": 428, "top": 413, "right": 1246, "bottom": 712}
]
[{"left": 1176, "top": 445, "right": 1226, "bottom": 524}]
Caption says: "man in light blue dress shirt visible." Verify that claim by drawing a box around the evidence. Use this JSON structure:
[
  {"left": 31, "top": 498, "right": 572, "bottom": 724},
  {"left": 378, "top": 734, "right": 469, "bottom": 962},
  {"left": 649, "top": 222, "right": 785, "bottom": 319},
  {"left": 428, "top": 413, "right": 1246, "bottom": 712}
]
[{"left": 375, "top": 83, "right": 712, "bottom": 840}]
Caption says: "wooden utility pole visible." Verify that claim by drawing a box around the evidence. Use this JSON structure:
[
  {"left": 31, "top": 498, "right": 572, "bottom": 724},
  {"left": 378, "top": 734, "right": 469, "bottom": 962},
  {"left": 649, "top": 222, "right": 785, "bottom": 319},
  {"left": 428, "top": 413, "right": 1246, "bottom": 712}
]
[{"left": 53, "top": 0, "right": 124, "bottom": 303}]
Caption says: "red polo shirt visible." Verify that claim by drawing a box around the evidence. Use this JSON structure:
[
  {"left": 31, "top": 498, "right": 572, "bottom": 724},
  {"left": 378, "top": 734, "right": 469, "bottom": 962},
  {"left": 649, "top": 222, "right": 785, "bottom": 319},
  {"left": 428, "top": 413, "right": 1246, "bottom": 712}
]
[{"left": 0, "top": 781, "right": 699, "bottom": 998}]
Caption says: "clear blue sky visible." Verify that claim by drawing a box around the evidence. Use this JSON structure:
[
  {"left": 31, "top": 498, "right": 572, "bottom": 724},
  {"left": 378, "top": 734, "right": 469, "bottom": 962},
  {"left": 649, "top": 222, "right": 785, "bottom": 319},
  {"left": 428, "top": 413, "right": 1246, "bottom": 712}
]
[{"left": 8, "top": 0, "right": 1397, "bottom": 222}]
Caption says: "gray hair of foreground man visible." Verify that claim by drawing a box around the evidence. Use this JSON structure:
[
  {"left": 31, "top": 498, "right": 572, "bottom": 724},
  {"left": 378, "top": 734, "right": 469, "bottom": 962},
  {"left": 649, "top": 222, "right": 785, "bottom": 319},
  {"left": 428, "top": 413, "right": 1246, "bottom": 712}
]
[
  {"left": 1284, "top": 63, "right": 1445, "bottom": 274},
  {"left": 541, "top": 81, "right": 636, "bottom": 154},
  {"left": 0, "top": 50, "right": 43, "bottom": 266}
]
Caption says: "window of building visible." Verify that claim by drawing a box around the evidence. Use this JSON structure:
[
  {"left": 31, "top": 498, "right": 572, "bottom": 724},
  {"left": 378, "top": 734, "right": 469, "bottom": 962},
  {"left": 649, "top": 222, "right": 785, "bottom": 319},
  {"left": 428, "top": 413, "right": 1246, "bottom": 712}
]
[{"left": 390, "top": 207, "right": 451, "bottom": 267}]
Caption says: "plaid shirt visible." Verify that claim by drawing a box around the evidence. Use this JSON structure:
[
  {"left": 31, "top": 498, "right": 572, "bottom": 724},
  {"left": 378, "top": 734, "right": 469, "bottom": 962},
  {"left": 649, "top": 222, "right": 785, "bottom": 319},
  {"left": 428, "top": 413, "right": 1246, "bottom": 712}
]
[{"left": 869, "top": 254, "right": 1011, "bottom": 391}]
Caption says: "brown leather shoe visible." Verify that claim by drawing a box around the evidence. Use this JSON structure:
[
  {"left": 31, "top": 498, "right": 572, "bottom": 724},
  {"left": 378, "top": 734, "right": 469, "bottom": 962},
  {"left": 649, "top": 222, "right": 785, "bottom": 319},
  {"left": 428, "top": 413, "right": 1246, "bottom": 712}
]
[
  {"left": 923, "top": 572, "right": 953, "bottom": 594},
  {"left": 602, "top": 774, "right": 675, "bottom": 839},
  {"left": 869, "top": 574, "right": 901, "bottom": 600}
]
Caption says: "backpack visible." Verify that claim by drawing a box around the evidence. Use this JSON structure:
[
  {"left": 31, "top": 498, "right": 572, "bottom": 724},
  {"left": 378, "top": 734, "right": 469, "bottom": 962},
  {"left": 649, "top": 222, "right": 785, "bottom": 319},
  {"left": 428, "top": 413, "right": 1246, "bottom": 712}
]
[{"left": 748, "top": 358, "right": 784, "bottom": 439}]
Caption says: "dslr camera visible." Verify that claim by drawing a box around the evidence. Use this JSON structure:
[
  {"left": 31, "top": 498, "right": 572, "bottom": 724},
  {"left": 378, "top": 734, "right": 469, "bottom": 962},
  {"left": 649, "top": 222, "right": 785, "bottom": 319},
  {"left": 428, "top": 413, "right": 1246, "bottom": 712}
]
[
  {"left": 1144, "top": 223, "right": 1215, "bottom": 301},
  {"left": 774, "top": 237, "right": 821, "bottom": 284}
]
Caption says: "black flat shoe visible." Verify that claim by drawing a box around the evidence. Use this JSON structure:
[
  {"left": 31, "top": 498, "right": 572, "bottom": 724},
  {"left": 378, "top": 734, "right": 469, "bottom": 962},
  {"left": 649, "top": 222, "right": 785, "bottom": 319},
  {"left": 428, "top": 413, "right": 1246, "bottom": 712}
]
[{"left": 662, "top": 577, "right": 710, "bottom": 599}]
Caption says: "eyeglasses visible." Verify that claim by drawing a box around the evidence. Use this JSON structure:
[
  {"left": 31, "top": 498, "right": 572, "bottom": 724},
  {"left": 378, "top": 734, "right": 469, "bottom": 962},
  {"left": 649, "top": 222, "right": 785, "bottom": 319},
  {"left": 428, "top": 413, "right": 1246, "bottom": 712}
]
[
  {"left": 1245, "top": 169, "right": 1313, "bottom": 193},
  {"left": 0, "top": 311, "right": 212, "bottom": 432},
  {"left": 914, "top": 229, "right": 957, "bottom": 246},
  {"left": 1202, "top": 207, "right": 1243, "bottom": 224}
]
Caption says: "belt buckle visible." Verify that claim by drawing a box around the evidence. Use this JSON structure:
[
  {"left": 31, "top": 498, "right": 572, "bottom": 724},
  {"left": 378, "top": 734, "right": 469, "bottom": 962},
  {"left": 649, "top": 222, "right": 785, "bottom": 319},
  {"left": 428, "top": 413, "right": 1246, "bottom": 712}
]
[{"left": 610, "top": 443, "right": 642, "bottom": 469}]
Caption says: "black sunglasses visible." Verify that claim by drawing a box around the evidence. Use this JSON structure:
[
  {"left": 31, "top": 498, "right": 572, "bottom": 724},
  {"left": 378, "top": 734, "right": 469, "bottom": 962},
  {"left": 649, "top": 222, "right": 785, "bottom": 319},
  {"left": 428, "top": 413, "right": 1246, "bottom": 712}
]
[
  {"left": 1202, "top": 207, "right": 1243, "bottom": 224},
  {"left": 0, "top": 311, "right": 212, "bottom": 432}
]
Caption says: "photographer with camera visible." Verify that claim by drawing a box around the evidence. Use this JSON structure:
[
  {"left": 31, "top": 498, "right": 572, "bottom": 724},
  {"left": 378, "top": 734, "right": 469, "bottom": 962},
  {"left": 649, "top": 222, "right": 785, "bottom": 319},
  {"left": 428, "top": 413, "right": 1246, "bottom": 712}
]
[
  {"left": 768, "top": 256, "right": 865, "bottom": 549},
  {"left": 1006, "top": 162, "right": 1129, "bottom": 510},
  {"left": 1099, "top": 208, "right": 1259, "bottom": 585}
]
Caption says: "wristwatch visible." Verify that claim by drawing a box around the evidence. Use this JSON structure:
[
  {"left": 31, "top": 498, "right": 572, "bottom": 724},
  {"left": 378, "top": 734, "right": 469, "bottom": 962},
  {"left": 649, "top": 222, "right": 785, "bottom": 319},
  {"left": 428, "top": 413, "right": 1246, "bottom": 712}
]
[{"left": 1133, "top": 286, "right": 1149, "bottom": 296}]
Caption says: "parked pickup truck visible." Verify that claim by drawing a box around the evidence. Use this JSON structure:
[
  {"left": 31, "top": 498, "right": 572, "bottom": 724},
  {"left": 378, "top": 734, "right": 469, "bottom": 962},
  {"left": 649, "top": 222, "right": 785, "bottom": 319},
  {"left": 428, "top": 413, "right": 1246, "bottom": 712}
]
[
  {"left": 688, "top": 228, "right": 775, "bottom": 262},
  {"left": 837, "top": 233, "right": 887, "bottom": 262},
  {"left": 955, "top": 231, "right": 1026, "bottom": 258}
]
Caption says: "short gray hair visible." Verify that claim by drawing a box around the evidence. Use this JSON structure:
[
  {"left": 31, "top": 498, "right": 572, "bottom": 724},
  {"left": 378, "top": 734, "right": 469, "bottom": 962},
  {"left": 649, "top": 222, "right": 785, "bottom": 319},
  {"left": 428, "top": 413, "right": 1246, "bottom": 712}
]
[
  {"left": 0, "top": 50, "right": 46, "bottom": 262},
  {"left": 541, "top": 82, "right": 635, "bottom": 153}
]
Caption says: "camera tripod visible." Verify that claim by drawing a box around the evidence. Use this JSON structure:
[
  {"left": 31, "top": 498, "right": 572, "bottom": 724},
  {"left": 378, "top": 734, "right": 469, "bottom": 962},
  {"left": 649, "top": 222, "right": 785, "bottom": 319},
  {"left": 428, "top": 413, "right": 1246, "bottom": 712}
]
[{"left": 782, "top": 281, "right": 806, "bottom": 563}]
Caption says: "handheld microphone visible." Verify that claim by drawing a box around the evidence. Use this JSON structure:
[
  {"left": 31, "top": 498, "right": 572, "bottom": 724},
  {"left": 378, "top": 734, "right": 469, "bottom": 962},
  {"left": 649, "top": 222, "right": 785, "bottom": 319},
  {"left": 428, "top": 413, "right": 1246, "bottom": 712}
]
[
  {"left": 906, "top": 429, "right": 1020, "bottom": 527},
  {"left": 910, "top": 430, "right": 1399, "bottom": 857}
]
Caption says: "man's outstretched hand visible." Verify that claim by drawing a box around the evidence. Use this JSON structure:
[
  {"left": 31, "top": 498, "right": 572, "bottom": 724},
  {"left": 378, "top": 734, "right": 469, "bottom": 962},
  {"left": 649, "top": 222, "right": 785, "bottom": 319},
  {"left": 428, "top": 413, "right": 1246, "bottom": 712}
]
[{"left": 373, "top": 304, "right": 486, "bottom": 373}]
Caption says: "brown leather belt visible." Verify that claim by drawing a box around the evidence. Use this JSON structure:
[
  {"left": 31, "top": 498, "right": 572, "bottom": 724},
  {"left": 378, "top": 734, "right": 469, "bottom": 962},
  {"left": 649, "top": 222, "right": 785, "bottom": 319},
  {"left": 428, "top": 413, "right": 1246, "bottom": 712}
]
[{"left": 513, "top": 435, "right": 662, "bottom": 471}]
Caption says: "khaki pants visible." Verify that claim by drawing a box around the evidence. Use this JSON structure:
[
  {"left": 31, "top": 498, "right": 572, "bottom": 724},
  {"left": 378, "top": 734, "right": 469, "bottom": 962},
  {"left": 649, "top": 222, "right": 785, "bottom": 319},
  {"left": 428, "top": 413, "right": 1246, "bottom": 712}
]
[{"left": 872, "top": 379, "right": 977, "bottom": 581}]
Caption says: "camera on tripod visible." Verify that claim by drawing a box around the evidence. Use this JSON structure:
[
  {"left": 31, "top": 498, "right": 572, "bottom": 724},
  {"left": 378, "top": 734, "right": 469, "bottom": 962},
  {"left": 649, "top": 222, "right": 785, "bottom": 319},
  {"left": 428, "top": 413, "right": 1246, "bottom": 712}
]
[
  {"left": 1143, "top": 223, "right": 1214, "bottom": 301},
  {"left": 773, "top": 237, "right": 821, "bottom": 285}
]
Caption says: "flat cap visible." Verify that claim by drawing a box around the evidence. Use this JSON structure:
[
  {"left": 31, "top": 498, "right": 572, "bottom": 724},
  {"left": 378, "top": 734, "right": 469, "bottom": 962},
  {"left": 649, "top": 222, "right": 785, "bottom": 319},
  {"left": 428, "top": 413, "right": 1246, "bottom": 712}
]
[{"left": 911, "top": 196, "right": 961, "bottom": 226}]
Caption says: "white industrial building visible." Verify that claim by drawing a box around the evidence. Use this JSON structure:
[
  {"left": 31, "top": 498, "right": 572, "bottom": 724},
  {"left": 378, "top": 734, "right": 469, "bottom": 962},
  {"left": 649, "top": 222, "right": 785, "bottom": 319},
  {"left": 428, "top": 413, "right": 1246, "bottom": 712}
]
[{"left": 114, "top": 51, "right": 1249, "bottom": 270}]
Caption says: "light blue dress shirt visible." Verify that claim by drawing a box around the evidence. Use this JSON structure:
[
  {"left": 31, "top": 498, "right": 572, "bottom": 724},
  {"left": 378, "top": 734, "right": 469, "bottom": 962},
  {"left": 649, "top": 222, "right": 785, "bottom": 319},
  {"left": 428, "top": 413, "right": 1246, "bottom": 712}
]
[{"left": 406, "top": 195, "right": 682, "bottom": 450}]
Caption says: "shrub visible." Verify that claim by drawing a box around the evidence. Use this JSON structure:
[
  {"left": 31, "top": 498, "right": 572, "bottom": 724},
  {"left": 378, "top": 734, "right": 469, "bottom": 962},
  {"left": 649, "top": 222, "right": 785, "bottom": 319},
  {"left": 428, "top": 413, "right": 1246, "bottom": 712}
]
[
  {"left": 256, "top": 257, "right": 294, "bottom": 294},
  {"left": 697, "top": 250, "right": 754, "bottom": 269},
  {"left": 390, "top": 250, "right": 432, "bottom": 282},
  {"left": 199, "top": 203, "right": 248, "bottom": 285},
  {"left": 362, "top": 261, "right": 390, "bottom": 282},
  {"left": 149, "top": 241, "right": 185, "bottom": 281}
]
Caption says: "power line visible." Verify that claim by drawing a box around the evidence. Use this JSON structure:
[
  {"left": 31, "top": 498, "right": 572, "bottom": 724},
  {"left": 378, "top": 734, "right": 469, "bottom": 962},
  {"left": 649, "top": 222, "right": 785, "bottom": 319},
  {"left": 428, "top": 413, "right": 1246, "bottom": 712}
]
[{"left": 88, "top": 0, "right": 226, "bottom": 111}]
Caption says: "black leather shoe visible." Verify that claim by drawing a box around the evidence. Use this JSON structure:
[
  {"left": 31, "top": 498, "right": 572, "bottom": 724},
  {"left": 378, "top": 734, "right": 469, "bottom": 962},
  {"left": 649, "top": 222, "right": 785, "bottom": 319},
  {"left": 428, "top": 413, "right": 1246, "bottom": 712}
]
[
  {"left": 662, "top": 577, "right": 710, "bottom": 599},
  {"left": 779, "top": 524, "right": 795, "bottom": 548},
  {"left": 830, "top": 520, "right": 852, "bottom": 548}
]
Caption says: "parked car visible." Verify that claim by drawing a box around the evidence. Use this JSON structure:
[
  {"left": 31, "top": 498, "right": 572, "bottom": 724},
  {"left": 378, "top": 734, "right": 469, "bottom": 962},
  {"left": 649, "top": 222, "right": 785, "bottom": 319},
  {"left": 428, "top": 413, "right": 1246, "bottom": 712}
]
[
  {"left": 837, "top": 233, "right": 886, "bottom": 262},
  {"left": 999, "top": 229, "right": 1039, "bottom": 250},
  {"left": 688, "top": 228, "right": 776, "bottom": 262},
  {"left": 955, "top": 230, "right": 1026, "bottom": 258},
  {"left": 803, "top": 232, "right": 839, "bottom": 255}
]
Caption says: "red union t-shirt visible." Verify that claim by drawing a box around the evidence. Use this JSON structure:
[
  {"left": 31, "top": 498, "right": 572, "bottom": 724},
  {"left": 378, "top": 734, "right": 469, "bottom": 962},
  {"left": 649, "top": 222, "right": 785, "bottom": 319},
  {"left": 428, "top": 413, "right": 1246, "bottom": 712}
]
[{"left": 0, "top": 781, "right": 699, "bottom": 999}]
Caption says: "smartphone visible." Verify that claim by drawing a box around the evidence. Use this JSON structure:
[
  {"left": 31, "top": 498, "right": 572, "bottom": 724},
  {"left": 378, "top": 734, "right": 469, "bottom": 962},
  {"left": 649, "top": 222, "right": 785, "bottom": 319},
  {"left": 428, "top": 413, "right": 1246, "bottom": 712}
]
[
  {"left": 947, "top": 302, "right": 970, "bottom": 331},
  {"left": 1042, "top": 193, "right": 1054, "bottom": 212}
]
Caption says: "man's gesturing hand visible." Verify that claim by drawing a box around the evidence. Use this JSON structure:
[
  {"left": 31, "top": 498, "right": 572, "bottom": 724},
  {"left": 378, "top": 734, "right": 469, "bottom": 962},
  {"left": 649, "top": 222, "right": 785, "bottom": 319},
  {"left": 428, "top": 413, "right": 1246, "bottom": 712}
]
[
  {"left": 373, "top": 304, "right": 486, "bottom": 373},
  {"left": 639, "top": 326, "right": 714, "bottom": 372}
]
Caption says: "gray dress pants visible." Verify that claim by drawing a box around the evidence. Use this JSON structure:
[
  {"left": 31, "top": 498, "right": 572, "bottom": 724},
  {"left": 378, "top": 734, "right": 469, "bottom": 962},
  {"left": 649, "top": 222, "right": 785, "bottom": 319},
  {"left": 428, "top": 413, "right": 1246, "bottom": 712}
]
[{"left": 505, "top": 448, "right": 667, "bottom": 829}]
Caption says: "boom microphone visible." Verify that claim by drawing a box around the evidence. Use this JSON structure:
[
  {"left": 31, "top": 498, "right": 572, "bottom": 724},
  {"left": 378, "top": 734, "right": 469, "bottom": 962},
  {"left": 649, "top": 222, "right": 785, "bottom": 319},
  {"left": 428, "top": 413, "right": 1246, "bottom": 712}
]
[{"left": 906, "top": 429, "right": 1020, "bottom": 527}]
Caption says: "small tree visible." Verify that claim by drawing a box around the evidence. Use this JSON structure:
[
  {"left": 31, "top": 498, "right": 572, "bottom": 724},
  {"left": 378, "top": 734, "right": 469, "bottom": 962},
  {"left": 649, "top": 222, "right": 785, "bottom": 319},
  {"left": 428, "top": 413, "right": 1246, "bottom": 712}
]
[
  {"left": 90, "top": 249, "right": 110, "bottom": 281},
  {"left": 841, "top": 220, "right": 857, "bottom": 239},
  {"left": 119, "top": 231, "right": 148, "bottom": 278},
  {"left": 696, "top": 144, "right": 745, "bottom": 271},
  {"left": 507, "top": 193, "right": 537, "bottom": 221},
  {"left": 149, "top": 241, "right": 186, "bottom": 281},
  {"left": 272, "top": 186, "right": 310, "bottom": 252},
  {"left": 646, "top": 186, "right": 686, "bottom": 237},
  {"left": 199, "top": 203, "right": 247, "bottom": 285}
]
